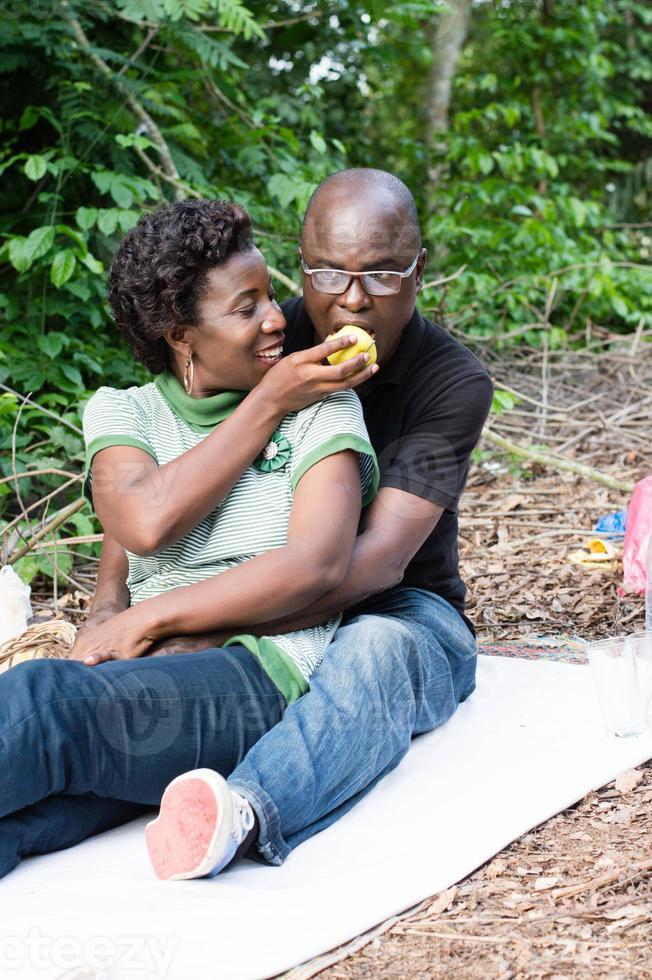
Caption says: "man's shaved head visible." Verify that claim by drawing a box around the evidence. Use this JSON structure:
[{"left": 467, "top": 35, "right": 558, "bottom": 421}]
[
  {"left": 299, "top": 168, "right": 427, "bottom": 367},
  {"left": 303, "top": 168, "right": 421, "bottom": 248}
]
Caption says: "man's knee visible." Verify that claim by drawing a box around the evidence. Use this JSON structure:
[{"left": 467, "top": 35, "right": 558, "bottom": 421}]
[
  {"left": 306, "top": 617, "right": 417, "bottom": 742},
  {"left": 319, "top": 615, "right": 418, "bottom": 693}
]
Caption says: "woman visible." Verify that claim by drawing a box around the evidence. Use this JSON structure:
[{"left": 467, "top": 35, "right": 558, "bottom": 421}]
[{"left": 0, "top": 199, "right": 377, "bottom": 881}]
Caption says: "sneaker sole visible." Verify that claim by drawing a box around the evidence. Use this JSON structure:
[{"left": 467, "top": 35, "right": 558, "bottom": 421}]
[{"left": 145, "top": 769, "right": 233, "bottom": 881}]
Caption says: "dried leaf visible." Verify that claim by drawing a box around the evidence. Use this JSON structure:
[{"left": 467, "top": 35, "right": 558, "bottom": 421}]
[
  {"left": 533, "top": 876, "right": 560, "bottom": 891},
  {"left": 428, "top": 886, "right": 458, "bottom": 915},
  {"left": 615, "top": 769, "right": 644, "bottom": 794},
  {"left": 601, "top": 806, "right": 633, "bottom": 825},
  {"left": 485, "top": 858, "right": 508, "bottom": 879},
  {"left": 524, "top": 608, "right": 549, "bottom": 620},
  {"left": 499, "top": 494, "right": 523, "bottom": 513},
  {"left": 602, "top": 903, "right": 650, "bottom": 921}
]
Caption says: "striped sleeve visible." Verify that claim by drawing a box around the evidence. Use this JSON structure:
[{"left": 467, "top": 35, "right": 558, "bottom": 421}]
[
  {"left": 82, "top": 386, "right": 157, "bottom": 505},
  {"left": 289, "top": 390, "right": 379, "bottom": 507}
]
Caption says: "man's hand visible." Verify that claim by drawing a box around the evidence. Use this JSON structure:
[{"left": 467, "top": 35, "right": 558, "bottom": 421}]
[
  {"left": 144, "top": 631, "right": 234, "bottom": 656},
  {"left": 260, "top": 333, "right": 378, "bottom": 415},
  {"left": 68, "top": 607, "right": 158, "bottom": 666}
]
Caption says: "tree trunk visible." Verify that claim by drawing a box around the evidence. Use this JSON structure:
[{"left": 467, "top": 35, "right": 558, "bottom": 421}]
[{"left": 425, "top": 0, "right": 471, "bottom": 189}]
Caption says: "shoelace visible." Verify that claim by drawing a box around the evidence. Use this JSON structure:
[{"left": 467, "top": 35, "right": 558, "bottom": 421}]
[{"left": 231, "top": 793, "right": 255, "bottom": 845}]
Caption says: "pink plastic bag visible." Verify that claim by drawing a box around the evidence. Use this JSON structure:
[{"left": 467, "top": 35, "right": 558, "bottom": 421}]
[{"left": 621, "top": 475, "right": 652, "bottom": 595}]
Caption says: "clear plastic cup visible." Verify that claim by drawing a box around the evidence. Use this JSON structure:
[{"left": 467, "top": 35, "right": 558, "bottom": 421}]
[
  {"left": 586, "top": 635, "right": 647, "bottom": 738},
  {"left": 626, "top": 631, "right": 652, "bottom": 732}
]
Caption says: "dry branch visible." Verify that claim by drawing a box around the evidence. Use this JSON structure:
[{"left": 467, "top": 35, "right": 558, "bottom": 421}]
[
  {"left": 267, "top": 266, "right": 301, "bottom": 295},
  {"left": 422, "top": 264, "right": 467, "bottom": 291},
  {"left": 482, "top": 428, "right": 635, "bottom": 494},
  {"left": 551, "top": 857, "right": 652, "bottom": 902},
  {"left": 0, "top": 469, "right": 81, "bottom": 486},
  {"left": 0, "top": 384, "right": 83, "bottom": 434},
  {"left": 7, "top": 498, "right": 87, "bottom": 565}
]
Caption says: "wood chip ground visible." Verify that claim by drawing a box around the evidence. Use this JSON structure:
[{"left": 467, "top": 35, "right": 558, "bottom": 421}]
[
  {"left": 24, "top": 335, "right": 652, "bottom": 979},
  {"left": 278, "top": 338, "right": 652, "bottom": 979}
]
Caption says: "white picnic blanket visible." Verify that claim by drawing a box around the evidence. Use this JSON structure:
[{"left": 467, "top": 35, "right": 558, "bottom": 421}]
[{"left": 1, "top": 655, "right": 651, "bottom": 980}]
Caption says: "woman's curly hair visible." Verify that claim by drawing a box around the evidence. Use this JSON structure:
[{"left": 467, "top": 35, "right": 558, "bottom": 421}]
[{"left": 108, "top": 199, "right": 254, "bottom": 374}]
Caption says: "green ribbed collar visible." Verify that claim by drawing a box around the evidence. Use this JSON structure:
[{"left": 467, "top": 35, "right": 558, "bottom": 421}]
[{"left": 155, "top": 371, "right": 246, "bottom": 432}]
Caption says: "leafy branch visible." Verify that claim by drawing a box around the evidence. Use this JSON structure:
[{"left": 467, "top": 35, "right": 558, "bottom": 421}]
[{"left": 61, "top": 1, "right": 185, "bottom": 200}]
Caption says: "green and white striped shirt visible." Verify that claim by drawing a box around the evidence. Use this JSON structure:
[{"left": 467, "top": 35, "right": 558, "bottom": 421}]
[{"left": 83, "top": 373, "right": 378, "bottom": 703}]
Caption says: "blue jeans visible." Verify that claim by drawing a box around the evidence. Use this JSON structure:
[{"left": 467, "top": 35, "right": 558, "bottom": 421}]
[
  {"left": 0, "top": 644, "right": 284, "bottom": 878},
  {"left": 229, "top": 587, "right": 476, "bottom": 864},
  {"left": 0, "top": 588, "right": 474, "bottom": 876}
]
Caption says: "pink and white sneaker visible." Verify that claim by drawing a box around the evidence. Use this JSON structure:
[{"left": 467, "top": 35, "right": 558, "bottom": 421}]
[{"left": 145, "top": 768, "right": 256, "bottom": 881}]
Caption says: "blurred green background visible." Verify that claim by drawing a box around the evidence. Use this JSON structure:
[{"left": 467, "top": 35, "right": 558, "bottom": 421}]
[{"left": 1, "top": 0, "right": 651, "bottom": 583}]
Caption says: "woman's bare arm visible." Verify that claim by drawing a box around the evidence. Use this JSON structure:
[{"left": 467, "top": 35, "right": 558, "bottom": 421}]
[
  {"left": 145, "top": 450, "right": 362, "bottom": 636},
  {"left": 70, "top": 534, "right": 130, "bottom": 660},
  {"left": 91, "top": 338, "right": 373, "bottom": 557},
  {"left": 71, "top": 450, "right": 363, "bottom": 664},
  {"left": 88, "top": 533, "right": 130, "bottom": 619}
]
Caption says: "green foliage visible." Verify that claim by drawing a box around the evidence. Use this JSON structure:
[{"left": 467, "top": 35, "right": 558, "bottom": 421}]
[
  {"left": 424, "top": 1, "right": 652, "bottom": 343},
  {"left": 491, "top": 389, "right": 521, "bottom": 415},
  {"left": 0, "top": 0, "right": 650, "bottom": 581},
  {"left": 356, "top": 0, "right": 652, "bottom": 344}
]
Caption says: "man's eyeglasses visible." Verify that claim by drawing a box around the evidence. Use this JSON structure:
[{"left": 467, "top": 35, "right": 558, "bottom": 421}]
[{"left": 299, "top": 252, "right": 420, "bottom": 296}]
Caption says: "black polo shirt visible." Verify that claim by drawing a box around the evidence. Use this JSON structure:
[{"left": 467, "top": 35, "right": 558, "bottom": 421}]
[{"left": 281, "top": 298, "right": 494, "bottom": 627}]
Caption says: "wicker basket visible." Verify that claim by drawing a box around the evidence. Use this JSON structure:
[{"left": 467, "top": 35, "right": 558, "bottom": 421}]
[{"left": 0, "top": 620, "right": 77, "bottom": 675}]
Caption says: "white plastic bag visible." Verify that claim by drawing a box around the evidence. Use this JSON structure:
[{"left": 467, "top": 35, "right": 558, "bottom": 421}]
[{"left": 0, "top": 565, "right": 32, "bottom": 645}]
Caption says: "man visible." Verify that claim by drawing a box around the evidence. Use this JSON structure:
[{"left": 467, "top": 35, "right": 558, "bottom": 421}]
[{"left": 75, "top": 168, "right": 493, "bottom": 875}]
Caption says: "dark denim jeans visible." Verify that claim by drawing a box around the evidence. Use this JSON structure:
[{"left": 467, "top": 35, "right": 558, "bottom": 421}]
[
  {"left": 0, "top": 644, "right": 284, "bottom": 877},
  {"left": 229, "top": 587, "right": 477, "bottom": 863}
]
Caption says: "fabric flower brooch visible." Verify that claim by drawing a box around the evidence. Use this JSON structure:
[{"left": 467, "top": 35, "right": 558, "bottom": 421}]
[{"left": 253, "top": 432, "right": 291, "bottom": 473}]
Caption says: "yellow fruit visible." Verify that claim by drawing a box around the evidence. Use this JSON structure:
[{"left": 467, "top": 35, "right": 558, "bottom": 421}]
[{"left": 326, "top": 325, "right": 377, "bottom": 366}]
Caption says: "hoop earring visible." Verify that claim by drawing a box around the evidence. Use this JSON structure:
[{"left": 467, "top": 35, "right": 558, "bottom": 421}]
[{"left": 183, "top": 354, "right": 194, "bottom": 395}]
